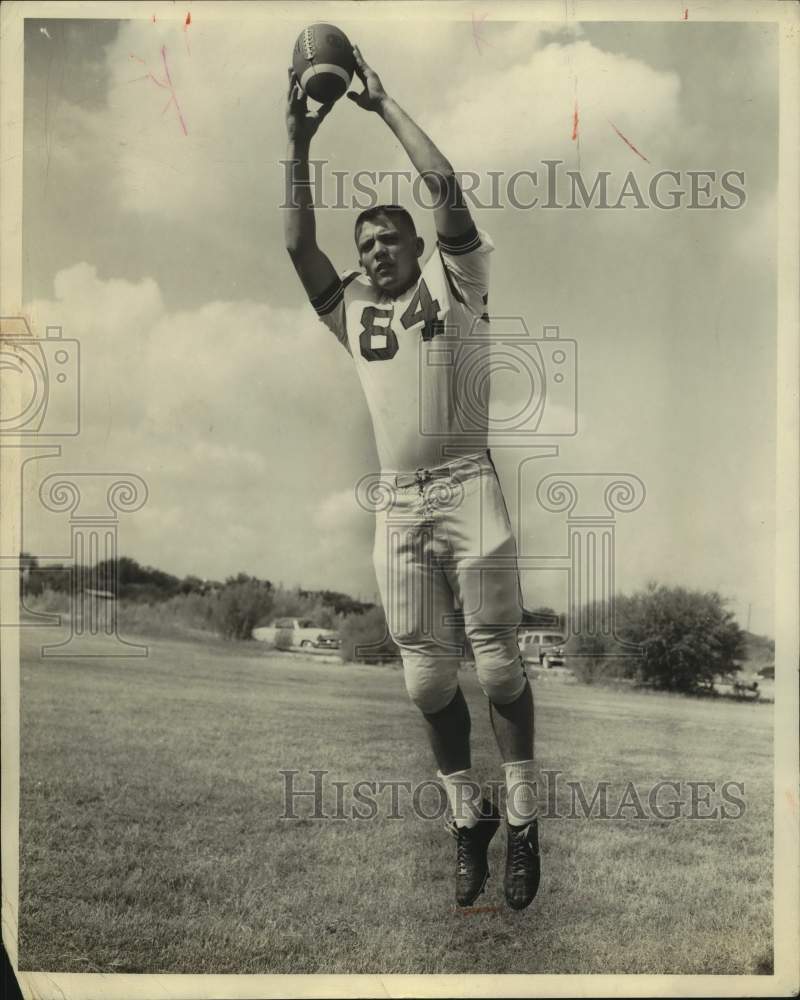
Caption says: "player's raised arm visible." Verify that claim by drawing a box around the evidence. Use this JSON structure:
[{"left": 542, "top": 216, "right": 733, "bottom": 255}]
[
  {"left": 347, "top": 47, "right": 474, "bottom": 240},
  {"left": 283, "top": 69, "right": 339, "bottom": 300}
]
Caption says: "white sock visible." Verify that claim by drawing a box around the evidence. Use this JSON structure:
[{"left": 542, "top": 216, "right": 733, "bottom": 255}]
[
  {"left": 438, "top": 768, "right": 482, "bottom": 829},
  {"left": 503, "top": 759, "right": 539, "bottom": 827}
]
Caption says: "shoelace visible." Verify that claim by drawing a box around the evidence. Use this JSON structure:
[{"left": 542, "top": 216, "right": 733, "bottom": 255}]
[
  {"left": 456, "top": 828, "right": 482, "bottom": 875},
  {"left": 509, "top": 825, "right": 534, "bottom": 877},
  {"left": 456, "top": 829, "right": 473, "bottom": 876}
]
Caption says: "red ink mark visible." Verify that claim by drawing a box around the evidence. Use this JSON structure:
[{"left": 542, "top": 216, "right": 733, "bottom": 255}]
[
  {"left": 608, "top": 121, "right": 650, "bottom": 163},
  {"left": 571, "top": 76, "right": 581, "bottom": 170},
  {"left": 129, "top": 53, "right": 146, "bottom": 64},
  {"left": 683, "top": 8, "right": 688, "bottom": 19},
  {"left": 159, "top": 45, "right": 188, "bottom": 134},
  {"left": 183, "top": 11, "right": 192, "bottom": 55},
  {"left": 471, "top": 11, "right": 491, "bottom": 53},
  {"left": 133, "top": 45, "right": 188, "bottom": 135}
]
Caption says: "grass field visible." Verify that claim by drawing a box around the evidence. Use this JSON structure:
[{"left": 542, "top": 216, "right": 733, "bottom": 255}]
[{"left": 18, "top": 626, "right": 773, "bottom": 975}]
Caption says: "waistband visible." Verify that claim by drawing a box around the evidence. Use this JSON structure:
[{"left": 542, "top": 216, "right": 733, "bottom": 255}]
[{"left": 390, "top": 450, "right": 492, "bottom": 490}]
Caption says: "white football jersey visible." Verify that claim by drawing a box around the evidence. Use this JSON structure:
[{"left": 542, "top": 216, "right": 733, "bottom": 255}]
[{"left": 311, "top": 225, "right": 494, "bottom": 472}]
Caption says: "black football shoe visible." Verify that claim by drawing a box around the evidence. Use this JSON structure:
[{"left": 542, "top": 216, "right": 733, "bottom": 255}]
[
  {"left": 504, "top": 818, "right": 541, "bottom": 910},
  {"left": 447, "top": 799, "right": 501, "bottom": 907}
]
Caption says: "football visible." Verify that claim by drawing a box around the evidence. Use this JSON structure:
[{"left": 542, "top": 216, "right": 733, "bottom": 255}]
[{"left": 292, "top": 23, "right": 355, "bottom": 104}]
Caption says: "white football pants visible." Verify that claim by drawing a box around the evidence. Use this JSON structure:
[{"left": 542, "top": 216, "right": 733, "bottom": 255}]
[{"left": 372, "top": 450, "right": 527, "bottom": 714}]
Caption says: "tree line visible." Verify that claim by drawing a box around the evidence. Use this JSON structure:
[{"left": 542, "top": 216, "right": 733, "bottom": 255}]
[
  {"left": 19, "top": 554, "right": 374, "bottom": 641},
  {"left": 20, "top": 555, "right": 761, "bottom": 695}
]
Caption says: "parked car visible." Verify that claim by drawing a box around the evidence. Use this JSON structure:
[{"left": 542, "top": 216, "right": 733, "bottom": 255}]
[
  {"left": 518, "top": 630, "right": 566, "bottom": 667},
  {"left": 252, "top": 618, "right": 340, "bottom": 650},
  {"left": 732, "top": 679, "right": 760, "bottom": 700},
  {"left": 312, "top": 632, "right": 341, "bottom": 650}
]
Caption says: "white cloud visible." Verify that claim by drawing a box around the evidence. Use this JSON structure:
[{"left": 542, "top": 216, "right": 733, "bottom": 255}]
[
  {"left": 58, "top": 19, "right": 671, "bottom": 225},
  {"left": 91, "top": 19, "right": 286, "bottom": 220},
  {"left": 23, "top": 264, "right": 372, "bottom": 589},
  {"left": 428, "top": 40, "right": 682, "bottom": 173},
  {"left": 314, "top": 487, "right": 363, "bottom": 531}
]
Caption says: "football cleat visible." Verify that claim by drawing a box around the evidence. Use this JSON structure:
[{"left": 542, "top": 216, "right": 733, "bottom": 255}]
[
  {"left": 447, "top": 799, "right": 501, "bottom": 907},
  {"left": 504, "top": 818, "right": 541, "bottom": 910}
]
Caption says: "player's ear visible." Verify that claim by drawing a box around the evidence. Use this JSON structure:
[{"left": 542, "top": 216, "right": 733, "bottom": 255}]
[{"left": 415, "top": 236, "right": 425, "bottom": 258}]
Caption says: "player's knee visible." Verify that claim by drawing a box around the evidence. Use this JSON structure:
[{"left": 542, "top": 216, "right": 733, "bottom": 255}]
[
  {"left": 404, "top": 667, "right": 458, "bottom": 715},
  {"left": 475, "top": 653, "right": 527, "bottom": 706},
  {"left": 482, "top": 673, "right": 527, "bottom": 706}
]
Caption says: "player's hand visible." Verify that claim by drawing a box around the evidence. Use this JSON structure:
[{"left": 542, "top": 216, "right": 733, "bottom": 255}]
[
  {"left": 286, "top": 69, "right": 334, "bottom": 143},
  {"left": 346, "top": 46, "right": 389, "bottom": 113}
]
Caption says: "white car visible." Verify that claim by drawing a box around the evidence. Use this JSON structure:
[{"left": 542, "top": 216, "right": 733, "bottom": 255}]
[
  {"left": 252, "top": 618, "right": 340, "bottom": 650},
  {"left": 518, "top": 630, "right": 566, "bottom": 667}
]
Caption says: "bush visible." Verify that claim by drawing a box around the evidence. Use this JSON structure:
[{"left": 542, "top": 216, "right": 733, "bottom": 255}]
[
  {"left": 22, "top": 588, "right": 69, "bottom": 614},
  {"left": 211, "top": 578, "right": 274, "bottom": 641},
  {"left": 114, "top": 598, "right": 199, "bottom": 639},
  {"left": 569, "top": 655, "right": 635, "bottom": 685},
  {"left": 274, "top": 627, "right": 294, "bottom": 651},
  {"left": 21, "top": 557, "right": 378, "bottom": 648},
  {"left": 339, "top": 606, "right": 399, "bottom": 663},
  {"left": 568, "top": 631, "right": 632, "bottom": 684},
  {"left": 570, "top": 584, "right": 746, "bottom": 694},
  {"left": 618, "top": 583, "right": 744, "bottom": 693}
]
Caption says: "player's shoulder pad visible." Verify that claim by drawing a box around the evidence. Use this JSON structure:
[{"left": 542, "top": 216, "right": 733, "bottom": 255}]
[
  {"left": 310, "top": 269, "right": 363, "bottom": 317},
  {"left": 340, "top": 270, "right": 373, "bottom": 300},
  {"left": 341, "top": 268, "right": 363, "bottom": 289}
]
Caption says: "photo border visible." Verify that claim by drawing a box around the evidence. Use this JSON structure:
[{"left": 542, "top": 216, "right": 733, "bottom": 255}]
[{"left": 1, "top": 1, "right": 797, "bottom": 997}]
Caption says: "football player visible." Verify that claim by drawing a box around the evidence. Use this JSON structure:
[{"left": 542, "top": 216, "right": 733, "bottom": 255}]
[{"left": 283, "top": 46, "right": 540, "bottom": 910}]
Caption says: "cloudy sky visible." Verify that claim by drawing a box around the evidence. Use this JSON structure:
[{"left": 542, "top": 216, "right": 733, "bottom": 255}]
[{"left": 20, "top": 10, "right": 777, "bottom": 633}]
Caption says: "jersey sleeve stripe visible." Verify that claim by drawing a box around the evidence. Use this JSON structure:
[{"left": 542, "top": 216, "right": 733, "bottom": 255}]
[
  {"left": 437, "top": 223, "right": 481, "bottom": 256},
  {"left": 310, "top": 278, "right": 344, "bottom": 317},
  {"left": 310, "top": 272, "right": 359, "bottom": 316}
]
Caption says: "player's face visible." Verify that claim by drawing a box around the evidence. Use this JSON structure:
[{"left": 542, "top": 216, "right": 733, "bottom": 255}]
[{"left": 356, "top": 218, "right": 422, "bottom": 297}]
